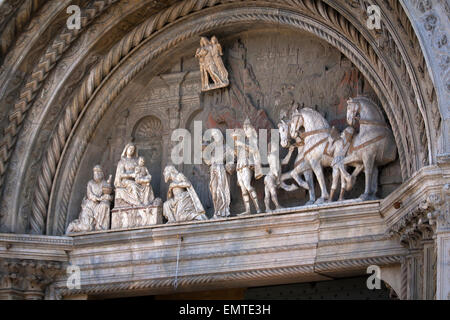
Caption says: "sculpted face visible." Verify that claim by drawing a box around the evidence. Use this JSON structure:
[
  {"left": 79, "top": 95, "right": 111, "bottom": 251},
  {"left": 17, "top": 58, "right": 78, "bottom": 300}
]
[
  {"left": 278, "top": 120, "right": 289, "bottom": 148},
  {"left": 347, "top": 100, "right": 358, "bottom": 126},
  {"left": 164, "top": 166, "right": 175, "bottom": 183},
  {"left": 290, "top": 113, "right": 302, "bottom": 138},
  {"left": 127, "top": 145, "right": 136, "bottom": 158},
  {"left": 93, "top": 169, "right": 104, "bottom": 182}
]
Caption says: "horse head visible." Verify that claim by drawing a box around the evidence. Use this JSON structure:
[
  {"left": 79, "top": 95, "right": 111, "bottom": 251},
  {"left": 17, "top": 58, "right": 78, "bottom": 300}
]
[
  {"left": 346, "top": 97, "right": 360, "bottom": 126},
  {"left": 278, "top": 119, "right": 290, "bottom": 148},
  {"left": 289, "top": 108, "right": 303, "bottom": 138}
]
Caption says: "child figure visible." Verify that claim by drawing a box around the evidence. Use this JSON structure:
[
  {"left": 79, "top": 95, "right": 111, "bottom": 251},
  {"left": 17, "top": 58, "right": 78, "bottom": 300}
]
[
  {"left": 327, "top": 126, "right": 354, "bottom": 202},
  {"left": 264, "top": 151, "right": 283, "bottom": 212},
  {"left": 134, "top": 156, "right": 154, "bottom": 203}
]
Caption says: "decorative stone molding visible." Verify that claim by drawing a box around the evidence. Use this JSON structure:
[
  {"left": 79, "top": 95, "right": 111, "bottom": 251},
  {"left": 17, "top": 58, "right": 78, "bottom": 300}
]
[
  {"left": 400, "top": 0, "right": 449, "bottom": 154},
  {"left": 388, "top": 193, "right": 443, "bottom": 248},
  {"left": 0, "top": 0, "right": 119, "bottom": 194},
  {"left": 428, "top": 184, "right": 450, "bottom": 232},
  {"left": 0, "top": 258, "right": 64, "bottom": 299},
  {"left": 387, "top": 187, "right": 448, "bottom": 299}
]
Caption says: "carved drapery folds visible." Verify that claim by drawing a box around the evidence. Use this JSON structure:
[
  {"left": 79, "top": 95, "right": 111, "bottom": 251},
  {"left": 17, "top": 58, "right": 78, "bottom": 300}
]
[{"left": 0, "top": 258, "right": 64, "bottom": 299}]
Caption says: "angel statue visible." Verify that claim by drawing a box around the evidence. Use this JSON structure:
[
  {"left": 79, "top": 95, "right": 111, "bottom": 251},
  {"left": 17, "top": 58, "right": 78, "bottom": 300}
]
[{"left": 163, "top": 165, "right": 208, "bottom": 223}]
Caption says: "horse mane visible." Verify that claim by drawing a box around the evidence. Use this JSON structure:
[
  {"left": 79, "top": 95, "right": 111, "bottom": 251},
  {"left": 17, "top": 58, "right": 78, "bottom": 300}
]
[
  {"left": 353, "top": 95, "right": 385, "bottom": 122},
  {"left": 301, "top": 107, "right": 330, "bottom": 129}
]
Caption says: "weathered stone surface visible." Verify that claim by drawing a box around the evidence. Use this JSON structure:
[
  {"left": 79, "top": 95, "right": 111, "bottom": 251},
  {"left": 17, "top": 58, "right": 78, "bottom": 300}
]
[
  {"left": 0, "top": 0, "right": 448, "bottom": 300},
  {"left": 111, "top": 205, "right": 162, "bottom": 229}
]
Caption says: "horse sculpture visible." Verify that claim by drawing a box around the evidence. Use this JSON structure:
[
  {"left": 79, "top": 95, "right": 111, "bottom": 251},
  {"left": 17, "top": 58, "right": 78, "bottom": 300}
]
[
  {"left": 286, "top": 107, "right": 336, "bottom": 203},
  {"left": 278, "top": 119, "right": 315, "bottom": 205},
  {"left": 343, "top": 96, "right": 397, "bottom": 200}
]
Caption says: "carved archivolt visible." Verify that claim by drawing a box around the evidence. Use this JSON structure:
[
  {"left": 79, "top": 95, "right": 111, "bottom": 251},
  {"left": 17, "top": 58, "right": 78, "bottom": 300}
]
[
  {"left": 0, "top": 0, "right": 442, "bottom": 234},
  {"left": 0, "top": 0, "right": 118, "bottom": 191}
]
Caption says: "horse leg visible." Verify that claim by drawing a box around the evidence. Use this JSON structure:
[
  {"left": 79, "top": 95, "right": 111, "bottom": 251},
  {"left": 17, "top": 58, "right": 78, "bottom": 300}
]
[
  {"left": 360, "top": 153, "right": 375, "bottom": 201},
  {"left": 347, "top": 163, "right": 364, "bottom": 190},
  {"left": 304, "top": 169, "right": 315, "bottom": 205},
  {"left": 329, "top": 166, "right": 339, "bottom": 203},
  {"left": 292, "top": 171, "right": 309, "bottom": 190},
  {"left": 310, "top": 159, "right": 329, "bottom": 204},
  {"left": 369, "top": 166, "right": 379, "bottom": 200}
]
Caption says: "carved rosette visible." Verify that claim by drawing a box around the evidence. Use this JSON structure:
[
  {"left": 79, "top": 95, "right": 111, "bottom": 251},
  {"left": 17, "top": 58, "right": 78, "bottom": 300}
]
[{"left": 0, "top": 258, "right": 64, "bottom": 299}]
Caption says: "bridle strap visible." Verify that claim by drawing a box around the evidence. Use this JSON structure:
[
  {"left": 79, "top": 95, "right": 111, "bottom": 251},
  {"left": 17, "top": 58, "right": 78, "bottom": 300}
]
[
  {"left": 348, "top": 134, "right": 386, "bottom": 154},
  {"left": 300, "top": 128, "right": 330, "bottom": 139},
  {"left": 294, "top": 137, "right": 328, "bottom": 168},
  {"left": 359, "top": 119, "right": 388, "bottom": 128}
]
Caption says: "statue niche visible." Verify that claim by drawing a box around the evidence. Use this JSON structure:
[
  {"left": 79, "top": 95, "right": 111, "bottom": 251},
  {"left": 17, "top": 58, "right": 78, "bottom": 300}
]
[{"left": 132, "top": 116, "right": 163, "bottom": 198}]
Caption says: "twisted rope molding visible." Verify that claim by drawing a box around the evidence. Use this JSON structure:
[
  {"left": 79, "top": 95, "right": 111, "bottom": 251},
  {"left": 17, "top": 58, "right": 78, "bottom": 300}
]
[
  {"left": 55, "top": 265, "right": 314, "bottom": 297},
  {"left": 400, "top": 257, "right": 407, "bottom": 299},
  {"left": 314, "top": 255, "right": 401, "bottom": 273},
  {"left": 0, "top": 0, "right": 41, "bottom": 60},
  {"left": 0, "top": 0, "right": 118, "bottom": 192},
  {"left": 45, "top": 1, "right": 414, "bottom": 235},
  {"left": 38, "top": 0, "right": 249, "bottom": 234}
]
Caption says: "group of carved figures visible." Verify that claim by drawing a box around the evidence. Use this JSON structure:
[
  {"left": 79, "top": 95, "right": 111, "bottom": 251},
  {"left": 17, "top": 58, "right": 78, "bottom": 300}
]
[
  {"left": 67, "top": 95, "right": 397, "bottom": 234},
  {"left": 67, "top": 144, "right": 207, "bottom": 233},
  {"left": 66, "top": 37, "right": 397, "bottom": 233}
]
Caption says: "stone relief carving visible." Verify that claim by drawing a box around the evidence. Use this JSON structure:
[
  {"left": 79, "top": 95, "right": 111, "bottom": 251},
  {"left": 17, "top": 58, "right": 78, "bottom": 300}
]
[
  {"left": 111, "top": 143, "right": 162, "bottom": 229},
  {"left": 278, "top": 96, "right": 397, "bottom": 204},
  {"left": 66, "top": 165, "right": 112, "bottom": 234},
  {"left": 264, "top": 149, "right": 283, "bottom": 212},
  {"left": 343, "top": 96, "right": 397, "bottom": 201},
  {"left": 114, "top": 143, "right": 155, "bottom": 207},
  {"left": 64, "top": 33, "right": 400, "bottom": 232},
  {"left": 162, "top": 165, "right": 207, "bottom": 223},
  {"left": 196, "top": 36, "right": 229, "bottom": 91},
  {"left": 203, "top": 129, "right": 231, "bottom": 219},
  {"left": 230, "top": 118, "right": 263, "bottom": 215}
]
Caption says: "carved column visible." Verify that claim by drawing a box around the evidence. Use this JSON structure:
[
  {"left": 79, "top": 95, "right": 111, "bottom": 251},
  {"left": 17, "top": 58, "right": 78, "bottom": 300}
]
[
  {"left": 0, "top": 258, "right": 64, "bottom": 300},
  {"left": 428, "top": 182, "right": 450, "bottom": 300}
]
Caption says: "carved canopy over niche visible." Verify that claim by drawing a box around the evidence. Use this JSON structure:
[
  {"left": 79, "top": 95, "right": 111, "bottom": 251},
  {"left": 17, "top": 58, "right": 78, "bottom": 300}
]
[{"left": 0, "top": 0, "right": 442, "bottom": 235}]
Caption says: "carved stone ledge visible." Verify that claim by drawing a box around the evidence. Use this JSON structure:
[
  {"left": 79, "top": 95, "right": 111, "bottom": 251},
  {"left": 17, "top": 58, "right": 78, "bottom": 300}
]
[{"left": 0, "top": 258, "right": 65, "bottom": 299}]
